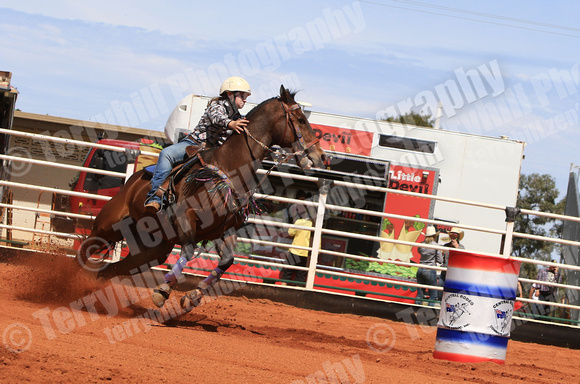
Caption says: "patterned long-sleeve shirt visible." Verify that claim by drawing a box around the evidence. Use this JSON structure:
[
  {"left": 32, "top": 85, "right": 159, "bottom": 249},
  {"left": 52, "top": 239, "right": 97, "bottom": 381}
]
[{"left": 189, "top": 98, "right": 241, "bottom": 148}]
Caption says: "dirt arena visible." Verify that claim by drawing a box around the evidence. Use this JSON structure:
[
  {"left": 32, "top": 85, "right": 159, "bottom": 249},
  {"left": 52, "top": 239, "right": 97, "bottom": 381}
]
[{"left": 0, "top": 251, "right": 578, "bottom": 384}]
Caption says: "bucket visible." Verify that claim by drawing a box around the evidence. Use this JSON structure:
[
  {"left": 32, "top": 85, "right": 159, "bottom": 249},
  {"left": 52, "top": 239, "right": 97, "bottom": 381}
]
[{"left": 433, "top": 250, "right": 521, "bottom": 364}]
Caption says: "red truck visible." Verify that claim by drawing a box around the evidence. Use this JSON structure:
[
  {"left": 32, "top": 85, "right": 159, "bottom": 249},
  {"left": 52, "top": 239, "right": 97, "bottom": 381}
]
[{"left": 52, "top": 138, "right": 161, "bottom": 238}]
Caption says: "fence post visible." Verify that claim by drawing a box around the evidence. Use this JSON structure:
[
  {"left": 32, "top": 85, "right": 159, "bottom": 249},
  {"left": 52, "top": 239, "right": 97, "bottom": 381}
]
[
  {"left": 502, "top": 207, "right": 520, "bottom": 256},
  {"left": 306, "top": 179, "right": 332, "bottom": 291}
]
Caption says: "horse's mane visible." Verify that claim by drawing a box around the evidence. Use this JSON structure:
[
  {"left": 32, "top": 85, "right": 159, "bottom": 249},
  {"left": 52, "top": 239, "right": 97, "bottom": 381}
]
[
  {"left": 245, "top": 97, "right": 276, "bottom": 119},
  {"left": 245, "top": 90, "right": 298, "bottom": 119}
]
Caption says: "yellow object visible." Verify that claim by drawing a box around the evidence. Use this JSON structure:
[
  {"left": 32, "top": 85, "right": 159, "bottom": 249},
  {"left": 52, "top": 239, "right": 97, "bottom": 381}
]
[
  {"left": 379, "top": 230, "right": 395, "bottom": 252},
  {"left": 288, "top": 218, "right": 312, "bottom": 257},
  {"left": 396, "top": 226, "right": 421, "bottom": 254},
  {"left": 135, "top": 143, "right": 162, "bottom": 172}
]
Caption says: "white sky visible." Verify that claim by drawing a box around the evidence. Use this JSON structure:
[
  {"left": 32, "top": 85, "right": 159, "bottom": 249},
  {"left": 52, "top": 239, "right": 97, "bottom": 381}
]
[{"left": 2, "top": 0, "right": 579, "bottom": 195}]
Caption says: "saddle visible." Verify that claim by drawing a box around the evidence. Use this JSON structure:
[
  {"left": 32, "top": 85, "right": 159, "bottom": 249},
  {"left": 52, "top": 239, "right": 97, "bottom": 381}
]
[{"left": 144, "top": 145, "right": 203, "bottom": 205}]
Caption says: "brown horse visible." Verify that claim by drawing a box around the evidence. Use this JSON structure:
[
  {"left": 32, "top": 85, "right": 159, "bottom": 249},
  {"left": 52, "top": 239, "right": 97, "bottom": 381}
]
[{"left": 77, "top": 85, "right": 326, "bottom": 311}]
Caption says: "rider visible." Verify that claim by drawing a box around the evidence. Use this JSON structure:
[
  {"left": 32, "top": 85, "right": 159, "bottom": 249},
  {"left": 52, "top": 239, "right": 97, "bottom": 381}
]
[{"left": 144, "top": 76, "right": 251, "bottom": 211}]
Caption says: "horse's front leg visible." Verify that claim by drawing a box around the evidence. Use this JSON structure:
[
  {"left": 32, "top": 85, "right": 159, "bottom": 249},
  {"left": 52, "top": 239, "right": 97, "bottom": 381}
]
[
  {"left": 198, "top": 230, "right": 236, "bottom": 291},
  {"left": 180, "top": 229, "right": 237, "bottom": 312},
  {"left": 152, "top": 207, "right": 199, "bottom": 308},
  {"left": 151, "top": 244, "right": 194, "bottom": 308}
]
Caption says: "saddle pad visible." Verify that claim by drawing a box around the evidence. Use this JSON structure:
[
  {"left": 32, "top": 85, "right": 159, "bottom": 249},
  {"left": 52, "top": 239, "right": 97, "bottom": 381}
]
[{"left": 143, "top": 164, "right": 156, "bottom": 176}]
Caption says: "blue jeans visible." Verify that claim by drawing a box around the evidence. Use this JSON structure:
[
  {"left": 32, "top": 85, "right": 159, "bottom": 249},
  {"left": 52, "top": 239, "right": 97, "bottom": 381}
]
[
  {"left": 145, "top": 137, "right": 197, "bottom": 205},
  {"left": 416, "top": 267, "right": 437, "bottom": 306},
  {"left": 437, "top": 270, "right": 446, "bottom": 301}
]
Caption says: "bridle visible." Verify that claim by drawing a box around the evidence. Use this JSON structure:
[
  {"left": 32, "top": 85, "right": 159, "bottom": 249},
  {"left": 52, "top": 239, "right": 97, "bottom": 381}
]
[
  {"left": 243, "top": 97, "right": 320, "bottom": 158},
  {"left": 241, "top": 97, "right": 321, "bottom": 196},
  {"left": 278, "top": 99, "right": 320, "bottom": 152}
]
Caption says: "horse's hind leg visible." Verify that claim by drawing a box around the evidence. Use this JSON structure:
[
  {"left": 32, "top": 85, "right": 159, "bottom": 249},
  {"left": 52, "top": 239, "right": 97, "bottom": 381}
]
[
  {"left": 76, "top": 183, "right": 133, "bottom": 273},
  {"left": 96, "top": 239, "right": 175, "bottom": 279},
  {"left": 77, "top": 236, "right": 115, "bottom": 274},
  {"left": 77, "top": 215, "right": 127, "bottom": 274},
  {"left": 180, "top": 229, "right": 237, "bottom": 312}
]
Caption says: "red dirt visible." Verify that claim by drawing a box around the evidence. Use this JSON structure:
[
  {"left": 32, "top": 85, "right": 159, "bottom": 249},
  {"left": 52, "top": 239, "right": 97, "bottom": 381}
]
[{"left": 0, "top": 250, "right": 578, "bottom": 384}]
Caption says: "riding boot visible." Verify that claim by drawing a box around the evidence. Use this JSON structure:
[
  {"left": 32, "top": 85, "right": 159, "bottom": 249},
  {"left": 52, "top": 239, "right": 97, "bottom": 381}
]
[
  {"left": 148, "top": 186, "right": 167, "bottom": 209},
  {"left": 145, "top": 183, "right": 170, "bottom": 213}
]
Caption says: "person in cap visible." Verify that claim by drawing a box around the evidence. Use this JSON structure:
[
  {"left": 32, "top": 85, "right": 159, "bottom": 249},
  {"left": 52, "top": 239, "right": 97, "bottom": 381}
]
[
  {"left": 437, "top": 227, "right": 465, "bottom": 300},
  {"left": 145, "top": 76, "right": 251, "bottom": 211},
  {"left": 415, "top": 226, "right": 443, "bottom": 306},
  {"left": 530, "top": 260, "right": 562, "bottom": 318}
]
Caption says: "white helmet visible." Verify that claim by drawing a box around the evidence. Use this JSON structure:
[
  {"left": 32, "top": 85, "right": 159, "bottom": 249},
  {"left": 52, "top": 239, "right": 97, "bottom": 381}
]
[{"left": 220, "top": 76, "right": 251, "bottom": 95}]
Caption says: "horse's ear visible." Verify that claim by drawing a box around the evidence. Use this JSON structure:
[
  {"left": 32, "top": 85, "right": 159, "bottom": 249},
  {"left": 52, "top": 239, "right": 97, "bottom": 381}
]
[{"left": 279, "top": 85, "right": 292, "bottom": 103}]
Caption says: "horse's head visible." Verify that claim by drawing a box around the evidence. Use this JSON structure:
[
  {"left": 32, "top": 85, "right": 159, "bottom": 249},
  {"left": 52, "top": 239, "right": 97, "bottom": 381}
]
[{"left": 273, "top": 85, "right": 327, "bottom": 169}]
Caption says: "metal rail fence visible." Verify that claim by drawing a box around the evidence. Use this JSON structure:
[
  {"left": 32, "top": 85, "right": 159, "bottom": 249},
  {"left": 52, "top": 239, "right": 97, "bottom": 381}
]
[{"left": 0, "top": 129, "right": 578, "bottom": 327}]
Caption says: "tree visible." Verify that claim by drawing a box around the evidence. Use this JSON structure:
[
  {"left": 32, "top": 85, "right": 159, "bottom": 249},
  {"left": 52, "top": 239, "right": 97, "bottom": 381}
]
[
  {"left": 513, "top": 173, "right": 565, "bottom": 286},
  {"left": 383, "top": 112, "right": 434, "bottom": 127}
]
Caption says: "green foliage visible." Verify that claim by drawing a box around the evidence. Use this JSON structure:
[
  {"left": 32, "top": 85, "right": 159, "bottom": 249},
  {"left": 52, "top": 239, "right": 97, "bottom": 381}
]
[
  {"left": 513, "top": 174, "right": 561, "bottom": 259},
  {"left": 383, "top": 112, "right": 434, "bottom": 127},
  {"left": 345, "top": 258, "right": 418, "bottom": 278},
  {"left": 513, "top": 173, "right": 565, "bottom": 283}
]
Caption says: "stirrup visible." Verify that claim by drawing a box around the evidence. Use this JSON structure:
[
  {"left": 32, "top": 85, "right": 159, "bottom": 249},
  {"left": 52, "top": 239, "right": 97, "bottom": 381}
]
[
  {"left": 154, "top": 186, "right": 167, "bottom": 198},
  {"left": 180, "top": 288, "right": 204, "bottom": 313},
  {"left": 151, "top": 283, "right": 172, "bottom": 308}
]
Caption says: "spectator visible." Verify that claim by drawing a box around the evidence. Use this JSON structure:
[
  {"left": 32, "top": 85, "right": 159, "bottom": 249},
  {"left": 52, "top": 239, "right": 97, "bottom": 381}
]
[
  {"left": 438, "top": 227, "right": 465, "bottom": 300},
  {"left": 415, "top": 226, "right": 443, "bottom": 306},
  {"left": 529, "top": 284, "right": 541, "bottom": 313},
  {"left": 531, "top": 261, "right": 562, "bottom": 318}
]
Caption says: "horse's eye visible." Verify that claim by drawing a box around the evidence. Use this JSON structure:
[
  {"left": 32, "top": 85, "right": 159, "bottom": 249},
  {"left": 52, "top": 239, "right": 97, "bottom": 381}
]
[{"left": 298, "top": 118, "right": 307, "bottom": 124}]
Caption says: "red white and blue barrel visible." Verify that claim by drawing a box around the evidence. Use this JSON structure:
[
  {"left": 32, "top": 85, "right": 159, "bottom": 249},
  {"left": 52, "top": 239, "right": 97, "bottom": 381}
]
[{"left": 433, "top": 250, "right": 521, "bottom": 364}]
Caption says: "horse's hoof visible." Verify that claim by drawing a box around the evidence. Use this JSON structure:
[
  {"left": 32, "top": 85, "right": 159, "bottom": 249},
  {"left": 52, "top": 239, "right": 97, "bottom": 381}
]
[
  {"left": 151, "top": 283, "right": 172, "bottom": 308},
  {"left": 180, "top": 289, "right": 203, "bottom": 313}
]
